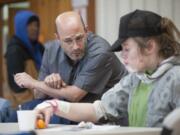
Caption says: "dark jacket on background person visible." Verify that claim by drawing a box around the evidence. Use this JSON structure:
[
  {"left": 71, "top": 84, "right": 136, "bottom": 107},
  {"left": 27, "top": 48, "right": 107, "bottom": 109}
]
[{"left": 5, "top": 11, "right": 44, "bottom": 93}]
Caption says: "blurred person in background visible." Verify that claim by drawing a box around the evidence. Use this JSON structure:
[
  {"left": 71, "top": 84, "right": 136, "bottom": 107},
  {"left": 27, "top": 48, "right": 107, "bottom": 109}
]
[{"left": 5, "top": 10, "right": 44, "bottom": 107}]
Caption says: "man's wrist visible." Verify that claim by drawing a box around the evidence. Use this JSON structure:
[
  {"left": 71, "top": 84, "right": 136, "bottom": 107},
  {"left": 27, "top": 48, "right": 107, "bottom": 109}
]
[{"left": 32, "top": 80, "right": 41, "bottom": 89}]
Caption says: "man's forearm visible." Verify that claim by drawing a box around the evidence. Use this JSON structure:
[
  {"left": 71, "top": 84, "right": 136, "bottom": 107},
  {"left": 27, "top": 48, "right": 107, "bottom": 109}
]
[
  {"left": 34, "top": 88, "right": 48, "bottom": 99},
  {"left": 33, "top": 80, "right": 63, "bottom": 98},
  {"left": 33, "top": 80, "right": 87, "bottom": 101}
]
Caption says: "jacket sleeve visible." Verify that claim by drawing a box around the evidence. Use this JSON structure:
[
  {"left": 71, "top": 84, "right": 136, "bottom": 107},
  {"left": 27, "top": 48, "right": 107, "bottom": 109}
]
[
  {"left": 93, "top": 74, "right": 133, "bottom": 125},
  {"left": 6, "top": 46, "right": 27, "bottom": 93}
]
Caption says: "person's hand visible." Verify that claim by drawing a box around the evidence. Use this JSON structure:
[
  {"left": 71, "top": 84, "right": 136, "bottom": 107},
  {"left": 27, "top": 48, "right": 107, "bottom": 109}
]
[
  {"left": 14, "top": 72, "right": 36, "bottom": 89},
  {"left": 44, "top": 73, "right": 66, "bottom": 89},
  {"left": 35, "top": 101, "right": 55, "bottom": 126}
]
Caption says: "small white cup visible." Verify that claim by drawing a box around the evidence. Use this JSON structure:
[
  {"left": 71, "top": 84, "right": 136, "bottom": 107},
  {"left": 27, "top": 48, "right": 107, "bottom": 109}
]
[{"left": 17, "top": 110, "right": 37, "bottom": 131}]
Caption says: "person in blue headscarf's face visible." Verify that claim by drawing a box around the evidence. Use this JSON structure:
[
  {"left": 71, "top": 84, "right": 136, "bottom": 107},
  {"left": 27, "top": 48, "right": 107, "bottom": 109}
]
[
  {"left": 14, "top": 10, "right": 40, "bottom": 48},
  {"left": 27, "top": 18, "right": 40, "bottom": 42}
]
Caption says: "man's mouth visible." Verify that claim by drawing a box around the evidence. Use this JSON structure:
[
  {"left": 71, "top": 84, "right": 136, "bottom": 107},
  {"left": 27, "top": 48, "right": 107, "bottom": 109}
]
[{"left": 72, "top": 51, "right": 81, "bottom": 55}]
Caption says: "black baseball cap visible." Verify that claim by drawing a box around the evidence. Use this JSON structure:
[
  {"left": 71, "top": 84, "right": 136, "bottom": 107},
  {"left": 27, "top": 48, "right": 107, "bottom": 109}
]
[{"left": 111, "top": 9, "right": 163, "bottom": 52}]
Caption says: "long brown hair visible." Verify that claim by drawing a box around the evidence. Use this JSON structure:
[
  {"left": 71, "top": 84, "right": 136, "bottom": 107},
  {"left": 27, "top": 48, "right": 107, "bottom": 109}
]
[{"left": 133, "top": 17, "right": 180, "bottom": 59}]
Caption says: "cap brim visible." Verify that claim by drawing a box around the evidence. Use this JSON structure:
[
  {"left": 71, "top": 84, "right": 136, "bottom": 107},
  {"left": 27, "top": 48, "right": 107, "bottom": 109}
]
[{"left": 111, "top": 38, "right": 125, "bottom": 52}]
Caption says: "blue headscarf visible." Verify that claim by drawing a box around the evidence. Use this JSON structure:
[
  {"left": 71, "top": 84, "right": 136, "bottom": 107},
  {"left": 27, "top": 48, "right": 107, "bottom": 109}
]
[{"left": 14, "top": 10, "right": 42, "bottom": 70}]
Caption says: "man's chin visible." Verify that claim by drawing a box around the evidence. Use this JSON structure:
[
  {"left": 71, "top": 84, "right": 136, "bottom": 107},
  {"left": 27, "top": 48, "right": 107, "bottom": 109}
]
[
  {"left": 71, "top": 56, "right": 83, "bottom": 62},
  {"left": 72, "top": 54, "right": 84, "bottom": 60}
]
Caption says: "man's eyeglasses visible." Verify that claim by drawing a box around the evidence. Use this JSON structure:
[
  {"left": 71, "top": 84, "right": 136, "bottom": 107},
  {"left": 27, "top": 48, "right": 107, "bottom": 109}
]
[{"left": 62, "top": 33, "right": 85, "bottom": 46}]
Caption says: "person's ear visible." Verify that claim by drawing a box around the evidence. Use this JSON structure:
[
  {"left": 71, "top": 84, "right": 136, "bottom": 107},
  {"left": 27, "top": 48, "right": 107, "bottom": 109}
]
[
  {"left": 54, "top": 32, "right": 60, "bottom": 40},
  {"left": 84, "top": 25, "right": 88, "bottom": 33},
  {"left": 145, "top": 39, "right": 156, "bottom": 54}
]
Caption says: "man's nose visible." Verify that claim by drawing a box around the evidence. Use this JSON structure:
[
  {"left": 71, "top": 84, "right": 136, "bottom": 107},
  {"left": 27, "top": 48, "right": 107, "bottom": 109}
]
[{"left": 72, "top": 40, "right": 80, "bottom": 50}]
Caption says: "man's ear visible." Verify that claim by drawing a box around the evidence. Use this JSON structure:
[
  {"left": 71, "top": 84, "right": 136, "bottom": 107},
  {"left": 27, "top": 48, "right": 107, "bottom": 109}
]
[
  {"left": 84, "top": 25, "right": 88, "bottom": 33},
  {"left": 54, "top": 32, "right": 60, "bottom": 40}
]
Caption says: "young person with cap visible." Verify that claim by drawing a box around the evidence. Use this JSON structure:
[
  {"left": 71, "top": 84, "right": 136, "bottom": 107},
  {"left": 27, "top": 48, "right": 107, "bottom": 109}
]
[{"left": 33, "top": 9, "right": 180, "bottom": 127}]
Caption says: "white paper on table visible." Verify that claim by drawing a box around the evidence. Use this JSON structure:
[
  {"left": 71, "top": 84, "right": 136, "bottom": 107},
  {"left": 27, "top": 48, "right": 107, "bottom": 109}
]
[
  {"left": 42, "top": 124, "right": 119, "bottom": 132},
  {"left": 81, "top": 125, "right": 120, "bottom": 132}
]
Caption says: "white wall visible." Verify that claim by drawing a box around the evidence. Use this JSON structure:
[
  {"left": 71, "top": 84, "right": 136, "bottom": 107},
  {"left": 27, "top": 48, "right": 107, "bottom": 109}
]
[{"left": 95, "top": 0, "right": 180, "bottom": 45}]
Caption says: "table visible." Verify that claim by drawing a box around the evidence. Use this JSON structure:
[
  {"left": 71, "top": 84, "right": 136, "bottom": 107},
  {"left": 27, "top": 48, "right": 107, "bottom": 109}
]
[{"left": 0, "top": 123, "right": 161, "bottom": 135}]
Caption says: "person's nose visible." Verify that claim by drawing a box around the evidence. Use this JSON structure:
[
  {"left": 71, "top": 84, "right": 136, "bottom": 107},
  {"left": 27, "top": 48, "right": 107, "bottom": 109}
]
[
  {"left": 121, "top": 51, "right": 127, "bottom": 60},
  {"left": 32, "top": 25, "right": 39, "bottom": 31},
  {"left": 121, "top": 51, "right": 125, "bottom": 59},
  {"left": 72, "top": 41, "right": 80, "bottom": 50}
]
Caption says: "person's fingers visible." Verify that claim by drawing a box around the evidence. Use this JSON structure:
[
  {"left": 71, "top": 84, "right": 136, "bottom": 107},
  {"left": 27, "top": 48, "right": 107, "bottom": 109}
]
[
  {"left": 35, "top": 109, "right": 45, "bottom": 119},
  {"left": 44, "top": 77, "right": 49, "bottom": 84},
  {"left": 15, "top": 75, "right": 22, "bottom": 81},
  {"left": 55, "top": 73, "right": 61, "bottom": 79},
  {"left": 49, "top": 76, "right": 55, "bottom": 88},
  {"left": 15, "top": 73, "right": 26, "bottom": 81},
  {"left": 45, "top": 76, "right": 53, "bottom": 88},
  {"left": 17, "top": 81, "right": 24, "bottom": 88},
  {"left": 14, "top": 72, "right": 34, "bottom": 89},
  {"left": 51, "top": 74, "right": 58, "bottom": 88},
  {"left": 53, "top": 73, "right": 62, "bottom": 89},
  {"left": 62, "top": 82, "right": 67, "bottom": 87},
  {"left": 36, "top": 113, "right": 44, "bottom": 120},
  {"left": 14, "top": 74, "right": 21, "bottom": 80},
  {"left": 54, "top": 74, "right": 61, "bottom": 89},
  {"left": 14, "top": 77, "right": 23, "bottom": 87},
  {"left": 20, "top": 83, "right": 24, "bottom": 88},
  {"left": 44, "top": 73, "right": 66, "bottom": 89},
  {"left": 46, "top": 77, "right": 51, "bottom": 86},
  {"left": 14, "top": 73, "right": 21, "bottom": 78},
  {"left": 46, "top": 74, "right": 60, "bottom": 88},
  {"left": 44, "top": 108, "right": 53, "bottom": 126},
  {"left": 15, "top": 72, "right": 25, "bottom": 78}
]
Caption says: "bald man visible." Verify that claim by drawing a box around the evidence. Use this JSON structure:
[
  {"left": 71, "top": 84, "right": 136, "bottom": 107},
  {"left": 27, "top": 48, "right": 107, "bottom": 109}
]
[{"left": 6, "top": 11, "right": 127, "bottom": 124}]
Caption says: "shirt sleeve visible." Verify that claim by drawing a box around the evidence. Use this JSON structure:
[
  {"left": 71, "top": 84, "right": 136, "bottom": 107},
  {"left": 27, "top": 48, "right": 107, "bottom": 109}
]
[
  {"left": 35, "top": 45, "right": 52, "bottom": 98},
  {"left": 73, "top": 53, "right": 113, "bottom": 94},
  {"left": 38, "top": 45, "right": 50, "bottom": 81}
]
